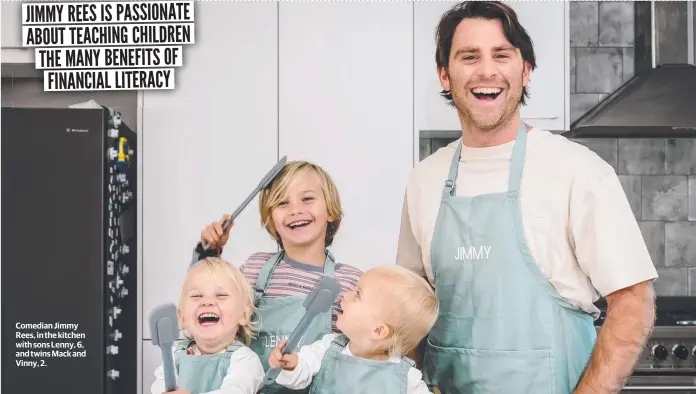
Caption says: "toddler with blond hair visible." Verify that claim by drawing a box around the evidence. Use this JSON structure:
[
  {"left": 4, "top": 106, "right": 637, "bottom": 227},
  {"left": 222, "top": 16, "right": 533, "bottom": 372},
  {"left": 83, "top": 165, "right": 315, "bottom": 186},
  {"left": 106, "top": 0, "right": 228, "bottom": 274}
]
[
  {"left": 268, "top": 265, "right": 438, "bottom": 394},
  {"left": 151, "top": 257, "right": 264, "bottom": 394}
]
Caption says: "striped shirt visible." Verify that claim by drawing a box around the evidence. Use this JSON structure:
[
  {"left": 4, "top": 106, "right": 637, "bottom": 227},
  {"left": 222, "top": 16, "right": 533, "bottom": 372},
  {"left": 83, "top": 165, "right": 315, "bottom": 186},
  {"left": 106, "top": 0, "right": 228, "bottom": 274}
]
[{"left": 192, "top": 244, "right": 363, "bottom": 332}]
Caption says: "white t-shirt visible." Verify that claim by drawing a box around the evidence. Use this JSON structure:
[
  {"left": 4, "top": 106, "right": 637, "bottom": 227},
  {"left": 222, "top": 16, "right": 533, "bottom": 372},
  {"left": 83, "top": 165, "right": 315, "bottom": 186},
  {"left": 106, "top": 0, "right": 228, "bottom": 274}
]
[
  {"left": 150, "top": 342, "right": 264, "bottom": 394},
  {"left": 276, "top": 333, "right": 432, "bottom": 394},
  {"left": 397, "top": 128, "right": 658, "bottom": 317}
]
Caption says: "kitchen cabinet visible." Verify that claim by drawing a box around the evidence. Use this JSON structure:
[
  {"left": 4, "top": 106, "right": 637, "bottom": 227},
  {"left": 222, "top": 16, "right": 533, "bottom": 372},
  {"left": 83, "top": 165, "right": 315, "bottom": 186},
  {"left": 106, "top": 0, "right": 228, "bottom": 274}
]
[
  {"left": 1, "top": 2, "right": 35, "bottom": 64},
  {"left": 414, "top": 1, "right": 569, "bottom": 133},
  {"left": 278, "top": 2, "right": 414, "bottom": 272},
  {"left": 141, "top": 2, "right": 278, "bottom": 392},
  {"left": 2, "top": 2, "right": 23, "bottom": 48}
]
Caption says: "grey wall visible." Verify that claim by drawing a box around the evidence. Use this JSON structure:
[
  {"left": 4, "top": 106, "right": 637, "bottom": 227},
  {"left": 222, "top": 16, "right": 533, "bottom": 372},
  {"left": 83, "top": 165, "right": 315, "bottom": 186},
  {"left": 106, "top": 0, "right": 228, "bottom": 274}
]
[
  {"left": 569, "top": 1, "right": 635, "bottom": 125},
  {"left": 655, "top": 1, "right": 690, "bottom": 65},
  {"left": 574, "top": 138, "right": 696, "bottom": 296}
]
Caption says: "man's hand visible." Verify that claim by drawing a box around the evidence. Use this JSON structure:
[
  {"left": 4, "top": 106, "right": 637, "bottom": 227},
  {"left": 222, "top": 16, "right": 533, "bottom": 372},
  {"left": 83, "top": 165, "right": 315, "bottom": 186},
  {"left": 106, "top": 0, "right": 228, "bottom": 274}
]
[
  {"left": 165, "top": 389, "right": 190, "bottom": 394},
  {"left": 269, "top": 339, "right": 299, "bottom": 371},
  {"left": 573, "top": 280, "right": 655, "bottom": 394}
]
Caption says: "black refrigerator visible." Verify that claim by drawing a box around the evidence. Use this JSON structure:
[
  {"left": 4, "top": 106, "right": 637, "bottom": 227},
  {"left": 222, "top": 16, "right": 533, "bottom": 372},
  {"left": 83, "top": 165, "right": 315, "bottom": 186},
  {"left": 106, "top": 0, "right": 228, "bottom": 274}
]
[{"left": 2, "top": 106, "right": 138, "bottom": 394}]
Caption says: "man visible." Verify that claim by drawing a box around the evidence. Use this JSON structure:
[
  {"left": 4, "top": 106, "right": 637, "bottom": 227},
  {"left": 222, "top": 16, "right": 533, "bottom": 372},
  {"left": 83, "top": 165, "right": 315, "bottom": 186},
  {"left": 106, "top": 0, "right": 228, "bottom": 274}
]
[{"left": 396, "top": 2, "right": 657, "bottom": 393}]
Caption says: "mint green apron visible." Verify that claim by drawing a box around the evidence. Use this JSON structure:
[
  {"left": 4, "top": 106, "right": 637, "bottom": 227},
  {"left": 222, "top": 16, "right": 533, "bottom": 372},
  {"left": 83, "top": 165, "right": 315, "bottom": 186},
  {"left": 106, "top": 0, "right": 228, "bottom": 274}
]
[
  {"left": 310, "top": 335, "right": 413, "bottom": 393},
  {"left": 174, "top": 340, "right": 243, "bottom": 394},
  {"left": 250, "top": 251, "right": 335, "bottom": 394},
  {"left": 422, "top": 122, "right": 597, "bottom": 393}
]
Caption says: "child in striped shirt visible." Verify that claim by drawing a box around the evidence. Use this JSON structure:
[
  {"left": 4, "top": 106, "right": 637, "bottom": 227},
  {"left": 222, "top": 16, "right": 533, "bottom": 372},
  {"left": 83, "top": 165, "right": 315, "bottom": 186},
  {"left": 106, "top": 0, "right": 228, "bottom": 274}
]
[{"left": 191, "top": 160, "right": 363, "bottom": 393}]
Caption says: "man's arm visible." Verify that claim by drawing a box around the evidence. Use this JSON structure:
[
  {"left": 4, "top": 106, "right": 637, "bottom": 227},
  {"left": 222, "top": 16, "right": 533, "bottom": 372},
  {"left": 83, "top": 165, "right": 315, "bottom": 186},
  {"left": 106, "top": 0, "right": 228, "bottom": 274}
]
[
  {"left": 568, "top": 162, "right": 658, "bottom": 394},
  {"left": 573, "top": 281, "right": 655, "bottom": 393},
  {"left": 396, "top": 191, "right": 428, "bottom": 368},
  {"left": 405, "top": 338, "right": 427, "bottom": 370}
]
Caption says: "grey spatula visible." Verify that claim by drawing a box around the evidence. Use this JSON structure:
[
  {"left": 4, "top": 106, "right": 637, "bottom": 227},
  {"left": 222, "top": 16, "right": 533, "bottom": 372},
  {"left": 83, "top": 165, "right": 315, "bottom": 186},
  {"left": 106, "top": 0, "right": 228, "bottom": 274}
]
[
  {"left": 149, "top": 303, "right": 180, "bottom": 392},
  {"left": 260, "top": 275, "right": 342, "bottom": 388},
  {"left": 202, "top": 156, "right": 288, "bottom": 250}
]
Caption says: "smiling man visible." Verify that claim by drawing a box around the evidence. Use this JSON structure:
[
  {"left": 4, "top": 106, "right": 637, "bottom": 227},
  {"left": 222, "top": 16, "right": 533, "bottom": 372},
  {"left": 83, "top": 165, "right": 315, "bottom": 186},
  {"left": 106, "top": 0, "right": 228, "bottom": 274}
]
[{"left": 396, "top": 2, "right": 658, "bottom": 393}]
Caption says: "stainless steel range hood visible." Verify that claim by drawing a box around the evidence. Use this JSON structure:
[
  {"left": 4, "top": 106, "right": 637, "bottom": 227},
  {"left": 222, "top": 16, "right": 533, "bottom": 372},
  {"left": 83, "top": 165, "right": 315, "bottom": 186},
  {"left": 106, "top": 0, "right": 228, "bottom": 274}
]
[{"left": 565, "top": 1, "right": 696, "bottom": 138}]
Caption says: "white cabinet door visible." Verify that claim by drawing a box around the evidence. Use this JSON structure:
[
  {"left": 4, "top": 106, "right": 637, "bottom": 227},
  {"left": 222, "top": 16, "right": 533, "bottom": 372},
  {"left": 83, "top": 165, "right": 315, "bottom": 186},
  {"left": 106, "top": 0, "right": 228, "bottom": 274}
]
[
  {"left": 142, "top": 2, "right": 278, "bottom": 338},
  {"left": 1, "top": 2, "right": 23, "bottom": 48},
  {"left": 414, "top": 1, "right": 568, "bottom": 133},
  {"left": 278, "top": 2, "right": 414, "bottom": 272},
  {"left": 1, "top": 2, "right": 34, "bottom": 63}
]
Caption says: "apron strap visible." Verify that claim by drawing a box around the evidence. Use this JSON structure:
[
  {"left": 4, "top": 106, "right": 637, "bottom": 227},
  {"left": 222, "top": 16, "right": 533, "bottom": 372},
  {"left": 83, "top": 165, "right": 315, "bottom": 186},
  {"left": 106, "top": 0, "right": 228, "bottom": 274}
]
[
  {"left": 254, "top": 250, "right": 337, "bottom": 302},
  {"left": 323, "top": 250, "right": 336, "bottom": 278},
  {"left": 400, "top": 355, "right": 416, "bottom": 367},
  {"left": 507, "top": 122, "right": 528, "bottom": 193},
  {"left": 330, "top": 334, "right": 350, "bottom": 349},
  {"left": 443, "top": 121, "right": 529, "bottom": 198},
  {"left": 253, "top": 251, "right": 285, "bottom": 299},
  {"left": 173, "top": 340, "right": 194, "bottom": 371},
  {"left": 324, "top": 335, "right": 348, "bottom": 358},
  {"left": 442, "top": 141, "right": 463, "bottom": 198},
  {"left": 225, "top": 341, "right": 244, "bottom": 353}
]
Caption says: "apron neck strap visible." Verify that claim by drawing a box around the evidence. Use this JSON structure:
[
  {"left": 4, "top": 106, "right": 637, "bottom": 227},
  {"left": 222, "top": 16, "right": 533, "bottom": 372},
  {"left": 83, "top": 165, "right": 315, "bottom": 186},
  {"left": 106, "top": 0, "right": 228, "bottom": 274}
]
[
  {"left": 507, "top": 122, "right": 528, "bottom": 193},
  {"left": 254, "top": 252, "right": 284, "bottom": 295},
  {"left": 442, "top": 142, "right": 463, "bottom": 197},
  {"left": 323, "top": 250, "right": 336, "bottom": 278},
  {"left": 442, "top": 121, "right": 528, "bottom": 197},
  {"left": 225, "top": 341, "right": 243, "bottom": 353},
  {"left": 400, "top": 356, "right": 416, "bottom": 367},
  {"left": 254, "top": 250, "right": 336, "bottom": 295},
  {"left": 331, "top": 334, "right": 350, "bottom": 349}
]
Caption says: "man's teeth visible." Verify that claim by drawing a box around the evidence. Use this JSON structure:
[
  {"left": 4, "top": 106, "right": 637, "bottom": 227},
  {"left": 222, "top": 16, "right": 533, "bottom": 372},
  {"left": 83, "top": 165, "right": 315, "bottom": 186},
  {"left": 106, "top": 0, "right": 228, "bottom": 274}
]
[
  {"left": 472, "top": 87, "right": 502, "bottom": 94},
  {"left": 199, "top": 313, "right": 219, "bottom": 319}
]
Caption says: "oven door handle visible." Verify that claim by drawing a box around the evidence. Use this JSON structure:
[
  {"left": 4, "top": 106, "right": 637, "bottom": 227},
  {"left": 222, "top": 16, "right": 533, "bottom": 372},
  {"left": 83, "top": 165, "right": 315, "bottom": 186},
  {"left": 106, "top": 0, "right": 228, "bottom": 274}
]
[{"left": 623, "top": 386, "right": 696, "bottom": 391}]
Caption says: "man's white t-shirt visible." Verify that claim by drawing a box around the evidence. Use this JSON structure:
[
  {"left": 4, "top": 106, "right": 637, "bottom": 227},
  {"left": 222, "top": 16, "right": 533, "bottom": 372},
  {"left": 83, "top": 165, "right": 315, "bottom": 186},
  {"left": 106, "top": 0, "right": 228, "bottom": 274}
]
[{"left": 397, "top": 128, "right": 658, "bottom": 317}]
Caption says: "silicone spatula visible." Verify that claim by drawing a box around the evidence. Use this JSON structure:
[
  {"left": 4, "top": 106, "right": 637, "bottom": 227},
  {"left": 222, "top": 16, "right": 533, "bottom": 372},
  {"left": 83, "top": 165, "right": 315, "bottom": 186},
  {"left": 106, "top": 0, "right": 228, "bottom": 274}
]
[
  {"left": 260, "top": 275, "right": 342, "bottom": 389},
  {"left": 149, "top": 303, "right": 180, "bottom": 392},
  {"left": 202, "top": 156, "right": 288, "bottom": 250}
]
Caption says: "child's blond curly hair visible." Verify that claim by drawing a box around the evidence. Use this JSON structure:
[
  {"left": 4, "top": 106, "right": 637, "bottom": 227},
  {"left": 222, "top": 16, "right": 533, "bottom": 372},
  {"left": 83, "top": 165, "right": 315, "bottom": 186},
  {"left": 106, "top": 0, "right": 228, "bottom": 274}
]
[{"left": 179, "top": 257, "right": 260, "bottom": 345}]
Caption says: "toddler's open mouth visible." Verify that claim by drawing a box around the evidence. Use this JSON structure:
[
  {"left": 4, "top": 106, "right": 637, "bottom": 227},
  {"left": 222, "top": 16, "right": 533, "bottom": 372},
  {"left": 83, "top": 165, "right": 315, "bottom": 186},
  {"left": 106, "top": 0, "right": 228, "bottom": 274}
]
[{"left": 197, "top": 312, "right": 220, "bottom": 326}]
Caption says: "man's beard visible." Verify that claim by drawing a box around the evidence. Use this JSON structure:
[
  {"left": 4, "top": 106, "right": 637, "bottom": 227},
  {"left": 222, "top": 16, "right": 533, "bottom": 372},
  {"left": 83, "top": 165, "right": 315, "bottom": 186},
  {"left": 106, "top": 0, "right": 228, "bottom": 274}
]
[{"left": 451, "top": 79, "right": 522, "bottom": 132}]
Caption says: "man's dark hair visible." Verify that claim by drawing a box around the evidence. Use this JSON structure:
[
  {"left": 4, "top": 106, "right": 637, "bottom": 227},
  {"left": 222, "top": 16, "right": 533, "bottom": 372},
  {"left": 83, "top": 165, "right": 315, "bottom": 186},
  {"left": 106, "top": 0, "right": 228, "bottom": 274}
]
[{"left": 435, "top": 1, "right": 537, "bottom": 106}]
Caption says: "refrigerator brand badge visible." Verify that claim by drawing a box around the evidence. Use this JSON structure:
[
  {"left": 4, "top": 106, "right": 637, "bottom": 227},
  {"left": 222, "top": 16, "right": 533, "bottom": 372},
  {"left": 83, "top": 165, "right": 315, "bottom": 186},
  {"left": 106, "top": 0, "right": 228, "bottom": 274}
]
[{"left": 65, "top": 128, "right": 88, "bottom": 133}]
